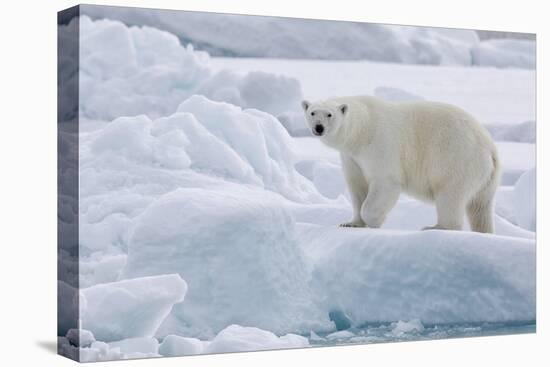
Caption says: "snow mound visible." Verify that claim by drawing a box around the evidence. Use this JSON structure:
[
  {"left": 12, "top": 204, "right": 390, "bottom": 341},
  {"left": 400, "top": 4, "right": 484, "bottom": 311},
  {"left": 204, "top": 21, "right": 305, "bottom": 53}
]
[
  {"left": 80, "top": 274, "right": 187, "bottom": 342},
  {"left": 174, "top": 95, "right": 321, "bottom": 202},
  {"left": 301, "top": 160, "right": 347, "bottom": 200},
  {"left": 84, "top": 96, "right": 320, "bottom": 202},
  {"left": 58, "top": 337, "right": 124, "bottom": 362},
  {"left": 374, "top": 86, "right": 425, "bottom": 102},
  {"left": 66, "top": 328, "right": 96, "bottom": 347},
  {"left": 71, "top": 325, "right": 308, "bottom": 360},
  {"left": 79, "top": 253, "right": 127, "bottom": 288},
  {"left": 61, "top": 334, "right": 163, "bottom": 362},
  {"left": 391, "top": 319, "right": 425, "bottom": 336},
  {"left": 497, "top": 142, "right": 535, "bottom": 185},
  {"left": 197, "top": 69, "right": 302, "bottom": 117},
  {"left": 309, "top": 330, "right": 324, "bottom": 341},
  {"left": 79, "top": 340, "right": 160, "bottom": 362},
  {"left": 298, "top": 225, "right": 535, "bottom": 325},
  {"left": 76, "top": 16, "right": 304, "bottom": 121},
  {"left": 79, "top": 16, "right": 210, "bottom": 120},
  {"left": 108, "top": 337, "right": 159, "bottom": 355},
  {"left": 159, "top": 335, "right": 207, "bottom": 357},
  {"left": 278, "top": 111, "right": 310, "bottom": 137},
  {"left": 123, "top": 188, "right": 329, "bottom": 339},
  {"left": 78, "top": 95, "right": 325, "bottom": 287},
  {"left": 80, "top": 342, "right": 123, "bottom": 362},
  {"left": 205, "top": 325, "right": 309, "bottom": 354},
  {"left": 514, "top": 168, "right": 536, "bottom": 231},
  {"left": 472, "top": 39, "right": 536, "bottom": 69},
  {"left": 485, "top": 121, "right": 536, "bottom": 143},
  {"left": 326, "top": 330, "right": 355, "bottom": 340}
]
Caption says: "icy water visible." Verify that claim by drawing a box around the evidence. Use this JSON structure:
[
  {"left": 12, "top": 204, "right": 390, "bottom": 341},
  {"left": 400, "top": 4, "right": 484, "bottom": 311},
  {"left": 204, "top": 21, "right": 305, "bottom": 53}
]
[{"left": 309, "top": 322, "right": 535, "bottom": 347}]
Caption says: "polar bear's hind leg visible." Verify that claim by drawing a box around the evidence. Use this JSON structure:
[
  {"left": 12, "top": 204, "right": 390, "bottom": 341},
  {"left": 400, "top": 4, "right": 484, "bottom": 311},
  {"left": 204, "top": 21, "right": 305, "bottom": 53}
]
[
  {"left": 425, "top": 187, "right": 467, "bottom": 231},
  {"left": 466, "top": 156, "right": 499, "bottom": 233}
]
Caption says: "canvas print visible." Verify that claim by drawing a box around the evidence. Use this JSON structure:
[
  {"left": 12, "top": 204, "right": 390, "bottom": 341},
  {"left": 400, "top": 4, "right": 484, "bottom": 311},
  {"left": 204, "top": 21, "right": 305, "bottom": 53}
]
[{"left": 57, "top": 4, "right": 536, "bottom": 362}]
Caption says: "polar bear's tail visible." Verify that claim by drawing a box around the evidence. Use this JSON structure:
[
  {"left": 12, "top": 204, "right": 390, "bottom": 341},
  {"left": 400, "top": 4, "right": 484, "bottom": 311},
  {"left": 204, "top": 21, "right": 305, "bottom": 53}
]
[{"left": 467, "top": 151, "right": 501, "bottom": 233}]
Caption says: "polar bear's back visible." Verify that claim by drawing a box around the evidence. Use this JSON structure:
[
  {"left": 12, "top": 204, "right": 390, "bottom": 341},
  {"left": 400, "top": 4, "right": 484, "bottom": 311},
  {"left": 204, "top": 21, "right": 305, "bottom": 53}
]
[
  {"left": 398, "top": 100, "right": 495, "bottom": 160},
  {"left": 395, "top": 100, "right": 497, "bottom": 200}
]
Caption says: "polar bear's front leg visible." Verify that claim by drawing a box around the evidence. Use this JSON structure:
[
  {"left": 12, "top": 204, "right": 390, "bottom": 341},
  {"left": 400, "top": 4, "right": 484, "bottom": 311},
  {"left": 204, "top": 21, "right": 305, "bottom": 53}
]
[
  {"left": 360, "top": 180, "right": 401, "bottom": 228},
  {"left": 340, "top": 154, "right": 368, "bottom": 227}
]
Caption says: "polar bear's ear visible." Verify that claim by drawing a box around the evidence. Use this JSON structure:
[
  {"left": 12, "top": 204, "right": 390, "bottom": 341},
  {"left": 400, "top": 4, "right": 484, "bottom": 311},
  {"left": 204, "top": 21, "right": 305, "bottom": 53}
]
[
  {"left": 301, "top": 100, "right": 310, "bottom": 111},
  {"left": 339, "top": 104, "right": 349, "bottom": 116}
]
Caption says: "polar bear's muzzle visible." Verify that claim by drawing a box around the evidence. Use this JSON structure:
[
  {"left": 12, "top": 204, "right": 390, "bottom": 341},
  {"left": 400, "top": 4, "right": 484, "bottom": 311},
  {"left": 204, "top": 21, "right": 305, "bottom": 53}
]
[{"left": 313, "top": 124, "right": 325, "bottom": 136}]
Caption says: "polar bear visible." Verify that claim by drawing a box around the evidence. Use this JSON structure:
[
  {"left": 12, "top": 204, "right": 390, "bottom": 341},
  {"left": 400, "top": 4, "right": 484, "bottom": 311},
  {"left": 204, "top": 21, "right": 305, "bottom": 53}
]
[{"left": 301, "top": 96, "right": 500, "bottom": 233}]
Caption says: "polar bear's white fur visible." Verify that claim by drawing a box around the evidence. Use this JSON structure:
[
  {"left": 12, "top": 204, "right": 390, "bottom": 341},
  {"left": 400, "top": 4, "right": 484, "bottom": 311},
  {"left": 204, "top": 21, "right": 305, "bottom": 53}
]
[{"left": 302, "top": 96, "right": 500, "bottom": 233}]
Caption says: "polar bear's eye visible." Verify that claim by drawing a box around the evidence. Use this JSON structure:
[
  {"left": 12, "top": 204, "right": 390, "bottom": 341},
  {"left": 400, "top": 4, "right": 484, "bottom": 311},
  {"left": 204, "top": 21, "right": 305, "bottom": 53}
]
[
  {"left": 311, "top": 112, "right": 315, "bottom": 116},
  {"left": 327, "top": 113, "right": 332, "bottom": 118}
]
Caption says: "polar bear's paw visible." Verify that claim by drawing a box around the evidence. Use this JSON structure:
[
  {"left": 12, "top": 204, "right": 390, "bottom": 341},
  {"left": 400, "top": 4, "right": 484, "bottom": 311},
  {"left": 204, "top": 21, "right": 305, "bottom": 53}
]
[{"left": 339, "top": 221, "right": 366, "bottom": 228}]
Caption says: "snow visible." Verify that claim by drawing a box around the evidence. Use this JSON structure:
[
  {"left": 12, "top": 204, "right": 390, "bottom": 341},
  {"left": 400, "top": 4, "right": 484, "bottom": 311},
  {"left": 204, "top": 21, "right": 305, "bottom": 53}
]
[
  {"left": 77, "top": 339, "right": 160, "bottom": 361},
  {"left": 77, "top": 16, "right": 304, "bottom": 122},
  {"left": 300, "top": 225, "right": 535, "bottom": 326},
  {"left": 472, "top": 39, "right": 536, "bottom": 69},
  {"left": 159, "top": 335, "right": 207, "bottom": 357},
  {"left": 79, "top": 253, "right": 127, "bottom": 288},
  {"left": 391, "top": 319, "right": 425, "bottom": 336},
  {"left": 308, "top": 161, "right": 347, "bottom": 199},
  {"left": 204, "top": 325, "right": 309, "bottom": 354},
  {"left": 495, "top": 186, "right": 517, "bottom": 224},
  {"left": 174, "top": 95, "right": 322, "bottom": 202},
  {"left": 82, "top": 5, "right": 534, "bottom": 69},
  {"left": 197, "top": 70, "right": 303, "bottom": 117},
  {"left": 486, "top": 120, "right": 536, "bottom": 143},
  {"left": 70, "top": 324, "right": 308, "bottom": 361},
  {"left": 514, "top": 169, "right": 536, "bottom": 231},
  {"left": 122, "top": 187, "right": 329, "bottom": 339},
  {"left": 374, "top": 86, "right": 425, "bottom": 102},
  {"left": 209, "top": 57, "right": 535, "bottom": 126},
  {"left": 58, "top": 12, "right": 536, "bottom": 362},
  {"left": 79, "top": 16, "right": 210, "bottom": 121},
  {"left": 326, "top": 330, "right": 355, "bottom": 340},
  {"left": 77, "top": 92, "right": 325, "bottom": 288},
  {"left": 78, "top": 341, "right": 123, "bottom": 362},
  {"left": 81, "top": 95, "right": 322, "bottom": 207},
  {"left": 80, "top": 274, "right": 187, "bottom": 342},
  {"left": 497, "top": 142, "right": 536, "bottom": 185},
  {"left": 309, "top": 331, "right": 324, "bottom": 341},
  {"left": 66, "top": 328, "right": 95, "bottom": 347},
  {"left": 108, "top": 337, "right": 159, "bottom": 355}
]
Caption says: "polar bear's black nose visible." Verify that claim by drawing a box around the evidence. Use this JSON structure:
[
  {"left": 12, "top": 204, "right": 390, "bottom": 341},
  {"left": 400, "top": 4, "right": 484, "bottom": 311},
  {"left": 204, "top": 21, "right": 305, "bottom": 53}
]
[{"left": 314, "top": 124, "right": 324, "bottom": 135}]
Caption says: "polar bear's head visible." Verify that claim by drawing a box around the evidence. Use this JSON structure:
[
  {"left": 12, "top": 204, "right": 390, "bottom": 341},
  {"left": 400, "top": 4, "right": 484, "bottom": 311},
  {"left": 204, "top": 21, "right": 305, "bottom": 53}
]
[{"left": 301, "top": 100, "right": 349, "bottom": 138}]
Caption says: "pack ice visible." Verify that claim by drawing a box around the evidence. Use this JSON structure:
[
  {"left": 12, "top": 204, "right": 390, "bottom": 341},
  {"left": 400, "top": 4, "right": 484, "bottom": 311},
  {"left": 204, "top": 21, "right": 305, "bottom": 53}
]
[
  {"left": 82, "top": 5, "right": 535, "bottom": 68},
  {"left": 76, "top": 16, "right": 303, "bottom": 122},
  {"left": 59, "top": 15, "right": 536, "bottom": 361},
  {"left": 80, "top": 274, "right": 187, "bottom": 342}
]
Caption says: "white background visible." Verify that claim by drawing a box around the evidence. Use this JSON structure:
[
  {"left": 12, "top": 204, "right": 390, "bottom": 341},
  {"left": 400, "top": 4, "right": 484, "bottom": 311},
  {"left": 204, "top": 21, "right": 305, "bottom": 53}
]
[{"left": 0, "top": 0, "right": 546, "bottom": 365}]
